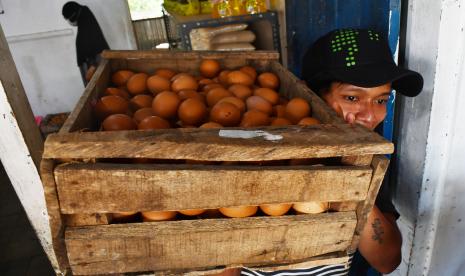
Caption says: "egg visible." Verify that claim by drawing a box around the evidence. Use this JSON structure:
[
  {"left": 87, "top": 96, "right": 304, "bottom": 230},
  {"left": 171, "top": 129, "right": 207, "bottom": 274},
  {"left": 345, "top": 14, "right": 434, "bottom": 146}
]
[
  {"left": 259, "top": 203, "right": 292, "bottom": 216},
  {"left": 246, "top": 96, "right": 272, "bottom": 115},
  {"left": 178, "top": 98, "right": 207, "bottom": 126},
  {"left": 111, "top": 212, "right": 138, "bottom": 223},
  {"left": 178, "top": 209, "right": 206, "bottom": 216},
  {"left": 219, "top": 206, "right": 258, "bottom": 218},
  {"left": 273, "top": 105, "right": 286, "bottom": 118},
  {"left": 104, "top": 87, "right": 131, "bottom": 100},
  {"left": 240, "top": 110, "right": 270, "bottom": 127},
  {"left": 206, "top": 87, "right": 233, "bottom": 107},
  {"left": 111, "top": 70, "right": 134, "bottom": 86},
  {"left": 130, "top": 94, "right": 153, "bottom": 111},
  {"left": 155, "top": 68, "right": 177, "bottom": 80},
  {"left": 203, "top": 83, "right": 224, "bottom": 92},
  {"left": 239, "top": 65, "right": 257, "bottom": 81},
  {"left": 254, "top": 88, "right": 279, "bottom": 105},
  {"left": 227, "top": 70, "right": 254, "bottom": 86},
  {"left": 293, "top": 202, "right": 329, "bottom": 214},
  {"left": 218, "top": 70, "right": 231, "bottom": 86},
  {"left": 210, "top": 102, "right": 241, "bottom": 127},
  {"left": 257, "top": 72, "right": 280, "bottom": 90},
  {"left": 178, "top": 90, "right": 205, "bottom": 103},
  {"left": 218, "top": 97, "right": 246, "bottom": 113},
  {"left": 228, "top": 84, "right": 253, "bottom": 100},
  {"left": 271, "top": 117, "right": 292, "bottom": 126},
  {"left": 200, "top": 59, "right": 221, "bottom": 78},
  {"left": 102, "top": 114, "right": 137, "bottom": 131},
  {"left": 94, "top": 95, "right": 130, "bottom": 120},
  {"left": 133, "top": 107, "right": 154, "bottom": 124},
  {"left": 152, "top": 91, "right": 181, "bottom": 119},
  {"left": 298, "top": 117, "right": 321, "bottom": 125},
  {"left": 285, "top": 98, "right": 311, "bottom": 124},
  {"left": 170, "top": 73, "right": 191, "bottom": 82},
  {"left": 147, "top": 75, "right": 171, "bottom": 95},
  {"left": 198, "top": 78, "right": 214, "bottom": 89},
  {"left": 171, "top": 75, "right": 199, "bottom": 92},
  {"left": 126, "top": 73, "right": 148, "bottom": 95},
  {"left": 200, "top": 122, "right": 223, "bottom": 128},
  {"left": 141, "top": 211, "right": 177, "bottom": 221},
  {"left": 138, "top": 116, "right": 170, "bottom": 130}
]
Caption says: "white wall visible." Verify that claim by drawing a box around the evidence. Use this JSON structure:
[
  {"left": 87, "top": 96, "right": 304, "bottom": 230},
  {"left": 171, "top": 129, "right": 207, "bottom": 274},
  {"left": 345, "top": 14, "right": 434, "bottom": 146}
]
[{"left": 0, "top": 0, "right": 136, "bottom": 117}]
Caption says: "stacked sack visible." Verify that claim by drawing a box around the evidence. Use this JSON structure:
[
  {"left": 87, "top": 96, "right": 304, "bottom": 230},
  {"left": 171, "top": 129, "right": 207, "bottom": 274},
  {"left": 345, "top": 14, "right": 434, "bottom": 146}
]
[{"left": 190, "top": 23, "right": 256, "bottom": 51}]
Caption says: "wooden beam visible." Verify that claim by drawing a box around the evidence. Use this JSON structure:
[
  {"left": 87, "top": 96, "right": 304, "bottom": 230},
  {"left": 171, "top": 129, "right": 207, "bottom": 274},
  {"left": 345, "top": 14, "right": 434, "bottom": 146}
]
[
  {"left": 65, "top": 212, "right": 356, "bottom": 275},
  {"left": 55, "top": 163, "right": 372, "bottom": 214}
]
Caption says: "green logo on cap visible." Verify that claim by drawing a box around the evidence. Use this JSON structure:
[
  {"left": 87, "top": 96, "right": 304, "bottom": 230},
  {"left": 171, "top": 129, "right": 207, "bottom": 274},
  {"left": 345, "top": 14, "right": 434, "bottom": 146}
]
[{"left": 331, "top": 29, "right": 360, "bottom": 67}]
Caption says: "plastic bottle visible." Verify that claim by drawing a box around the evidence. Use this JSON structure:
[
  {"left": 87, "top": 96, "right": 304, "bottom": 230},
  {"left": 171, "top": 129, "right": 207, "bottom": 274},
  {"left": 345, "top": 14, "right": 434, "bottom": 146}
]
[
  {"left": 211, "top": 0, "right": 234, "bottom": 18},
  {"left": 245, "top": 0, "right": 267, "bottom": 14},
  {"left": 231, "top": 0, "right": 247, "bottom": 16}
]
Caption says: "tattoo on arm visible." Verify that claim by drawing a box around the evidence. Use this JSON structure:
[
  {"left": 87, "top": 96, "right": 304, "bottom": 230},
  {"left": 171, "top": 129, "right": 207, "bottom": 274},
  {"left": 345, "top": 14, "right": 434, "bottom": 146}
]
[{"left": 372, "top": 218, "right": 385, "bottom": 244}]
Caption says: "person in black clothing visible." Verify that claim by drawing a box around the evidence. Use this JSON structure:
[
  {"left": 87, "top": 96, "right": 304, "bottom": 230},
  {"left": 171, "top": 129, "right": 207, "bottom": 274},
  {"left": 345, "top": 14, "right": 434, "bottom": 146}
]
[{"left": 62, "top": 1, "right": 109, "bottom": 84}]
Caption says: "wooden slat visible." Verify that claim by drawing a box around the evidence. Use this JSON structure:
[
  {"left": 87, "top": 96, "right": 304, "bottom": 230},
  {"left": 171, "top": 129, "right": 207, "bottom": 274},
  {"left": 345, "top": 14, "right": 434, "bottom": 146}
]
[
  {"left": 55, "top": 163, "right": 372, "bottom": 214},
  {"left": 348, "top": 155, "right": 390, "bottom": 252},
  {"left": 341, "top": 155, "right": 373, "bottom": 166},
  {"left": 59, "top": 59, "right": 110, "bottom": 134},
  {"left": 65, "top": 212, "right": 356, "bottom": 275},
  {"left": 101, "top": 50, "right": 280, "bottom": 61},
  {"left": 39, "top": 159, "right": 70, "bottom": 274},
  {"left": 44, "top": 124, "right": 393, "bottom": 160},
  {"left": 65, "top": 214, "right": 110, "bottom": 227}
]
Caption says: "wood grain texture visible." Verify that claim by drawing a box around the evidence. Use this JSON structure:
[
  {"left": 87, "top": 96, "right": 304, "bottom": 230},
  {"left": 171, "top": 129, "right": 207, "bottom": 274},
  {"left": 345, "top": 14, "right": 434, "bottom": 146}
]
[
  {"left": 39, "top": 159, "right": 70, "bottom": 274},
  {"left": 65, "top": 213, "right": 110, "bottom": 227},
  {"left": 55, "top": 163, "right": 372, "bottom": 214},
  {"left": 101, "top": 50, "right": 280, "bottom": 61},
  {"left": 341, "top": 155, "right": 374, "bottom": 166},
  {"left": 65, "top": 212, "right": 356, "bottom": 275},
  {"left": 348, "top": 155, "right": 390, "bottom": 253},
  {"left": 44, "top": 124, "right": 393, "bottom": 160}
]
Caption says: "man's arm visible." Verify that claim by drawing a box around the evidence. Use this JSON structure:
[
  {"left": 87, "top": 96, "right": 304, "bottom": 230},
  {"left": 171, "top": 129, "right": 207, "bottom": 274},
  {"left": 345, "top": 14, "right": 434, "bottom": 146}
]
[{"left": 358, "top": 205, "right": 402, "bottom": 274}]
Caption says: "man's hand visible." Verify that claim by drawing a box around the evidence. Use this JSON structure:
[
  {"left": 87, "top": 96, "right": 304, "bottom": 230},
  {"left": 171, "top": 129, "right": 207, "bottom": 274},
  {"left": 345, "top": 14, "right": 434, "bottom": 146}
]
[{"left": 85, "top": 65, "right": 96, "bottom": 82}]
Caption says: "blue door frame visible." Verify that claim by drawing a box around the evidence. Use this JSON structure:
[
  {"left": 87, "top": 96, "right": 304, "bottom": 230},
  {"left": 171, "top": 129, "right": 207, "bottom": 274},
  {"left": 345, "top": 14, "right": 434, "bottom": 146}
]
[{"left": 286, "top": 0, "right": 401, "bottom": 141}]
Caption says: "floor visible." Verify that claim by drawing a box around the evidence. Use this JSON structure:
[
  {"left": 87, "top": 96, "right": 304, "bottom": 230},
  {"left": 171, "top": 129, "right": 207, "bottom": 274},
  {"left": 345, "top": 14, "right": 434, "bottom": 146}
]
[{"left": 0, "top": 162, "right": 55, "bottom": 276}]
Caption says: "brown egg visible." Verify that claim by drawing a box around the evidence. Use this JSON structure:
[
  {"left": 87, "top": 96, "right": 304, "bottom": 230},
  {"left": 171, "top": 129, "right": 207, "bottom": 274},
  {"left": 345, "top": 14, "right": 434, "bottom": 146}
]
[
  {"left": 178, "top": 98, "right": 207, "bottom": 126},
  {"left": 171, "top": 75, "right": 199, "bottom": 92},
  {"left": 298, "top": 117, "right": 321, "bottom": 125},
  {"left": 206, "top": 87, "right": 233, "bottom": 107},
  {"left": 240, "top": 110, "right": 270, "bottom": 127},
  {"left": 227, "top": 70, "right": 254, "bottom": 86},
  {"left": 200, "top": 59, "right": 221, "bottom": 78},
  {"left": 102, "top": 114, "right": 137, "bottom": 131},
  {"left": 228, "top": 84, "right": 253, "bottom": 100},
  {"left": 240, "top": 65, "right": 257, "bottom": 81},
  {"left": 259, "top": 203, "right": 292, "bottom": 216},
  {"left": 218, "top": 70, "right": 231, "bottom": 86},
  {"left": 126, "top": 73, "right": 148, "bottom": 95},
  {"left": 133, "top": 107, "right": 154, "bottom": 124},
  {"left": 285, "top": 98, "right": 311, "bottom": 123},
  {"left": 178, "top": 209, "right": 206, "bottom": 216},
  {"left": 198, "top": 78, "right": 214, "bottom": 89},
  {"left": 170, "top": 72, "right": 191, "bottom": 82},
  {"left": 104, "top": 87, "right": 131, "bottom": 100},
  {"left": 293, "top": 202, "right": 329, "bottom": 214},
  {"left": 147, "top": 75, "right": 171, "bottom": 95},
  {"left": 141, "top": 211, "right": 176, "bottom": 221},
  {"left": 210, "top": 102, "right": 241, "bottom": 127},
  {"left": 152, "top": 91, "right": 181, "bottom": 119},
  {"left": 111, "top": 212, "right": 138, "bottom": 223},
  {"left": 138, "top": 116, "right": 171, "bottom": 130},
  {"left": 246, "top": 96, "right": 272, "bottom": 115},
  {"left": 155, "top": 68, "right": 177, "bottom": 80},
  {"left": 111, "top": 70, "right": 134, "bottom": 86},
  {"left": 130, "top": 94, "right": 153, "bottom": 111},
  {"left": 178, "top": 90, "right": 205, "bottom": 103},
  {"left": 218, "top": 97, "right": 246, "bottom": 113},
  {"left": 203, "top": 83, "right": 224, "bottom": 92},
  {"left": 94, "top": 95, "right": 129, "bottom": 120},
  {"left": 254, "top": 88, "right": 279, "bottom": 105},
  {"left": 258, "top": 72, "right": 280, "bottom": 90},
  {"left": 271, "top": 117, "right": 292, "bottom": 126},
  {"left": 200, "top": 122, "right": 223, "bottom": 128},
  {"left": 219, "top": 206, "right": 258, "bottom": 218},
  {"left": 273, "top": 105, "right": 286, "bottom": 118}
]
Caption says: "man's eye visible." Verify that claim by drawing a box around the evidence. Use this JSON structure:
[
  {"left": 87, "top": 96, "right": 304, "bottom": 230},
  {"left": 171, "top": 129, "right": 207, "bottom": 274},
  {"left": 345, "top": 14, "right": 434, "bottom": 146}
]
[
  {"left": 376, "top": 99, "right": 388, "bottom": 105},
  {"left": 345, "top": 96, "right": 357, "bottom": 102}
]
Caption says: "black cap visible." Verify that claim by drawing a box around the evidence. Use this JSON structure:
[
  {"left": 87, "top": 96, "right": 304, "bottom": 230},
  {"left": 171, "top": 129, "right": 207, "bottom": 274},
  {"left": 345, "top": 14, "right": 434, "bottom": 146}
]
[
  {"left": 62, "top": 1, "right": 82, "bottom": 21},
  {"left": 302, "top": 29, "right": 423, "bottom": 97}
]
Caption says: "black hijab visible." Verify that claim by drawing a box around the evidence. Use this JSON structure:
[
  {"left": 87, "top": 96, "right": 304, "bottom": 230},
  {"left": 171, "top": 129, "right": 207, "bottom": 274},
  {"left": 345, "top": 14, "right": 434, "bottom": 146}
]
[{"left": 62, "top": 2, "right": 109, "bottom": 66}]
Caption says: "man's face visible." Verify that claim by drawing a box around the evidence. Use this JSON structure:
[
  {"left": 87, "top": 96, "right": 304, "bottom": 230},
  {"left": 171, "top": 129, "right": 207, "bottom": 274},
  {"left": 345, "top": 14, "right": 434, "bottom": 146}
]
[{"left": 322, "top": 82, "right": 391, "bottom": 130}]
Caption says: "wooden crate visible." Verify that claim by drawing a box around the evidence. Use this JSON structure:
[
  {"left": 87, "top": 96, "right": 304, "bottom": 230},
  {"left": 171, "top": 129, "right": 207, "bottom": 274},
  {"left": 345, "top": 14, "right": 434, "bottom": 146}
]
[{"left": 40, "top": 51, "right": 393, "bottom": 275}]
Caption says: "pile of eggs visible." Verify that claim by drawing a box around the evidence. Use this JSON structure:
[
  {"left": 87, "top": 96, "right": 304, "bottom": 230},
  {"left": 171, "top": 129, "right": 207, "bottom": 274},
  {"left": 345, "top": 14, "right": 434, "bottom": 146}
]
[{"left": 94, "top": 59, "right": 320, "bottom": 132}]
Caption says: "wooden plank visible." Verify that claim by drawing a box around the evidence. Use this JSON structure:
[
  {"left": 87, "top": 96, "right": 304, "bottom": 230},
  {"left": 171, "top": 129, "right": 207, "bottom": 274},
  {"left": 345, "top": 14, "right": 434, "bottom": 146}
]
[
  {"left": 341, "top": 155, "right": 374, "bottom": 166},
  {"left": 44, "top": 124, "right": 393, "bottom": 160},
  {"left": 59, "top": 59, "right": 110, "bottom": 134},
  {"left": 101, "top": 50, "right": 280, "bottom": 61},
  {"left": 348, "top": 155, "right": 390, "bottom": 253},
  {"left": 55, "top": 163, "right": 372, "bottom": 214},
  {"left": 65, "top": 213, "right": 110, "bottom": 227},
  {"left": 39, "top": 159, "right": 70, "bottom": 274},
  {"left": 65, "top": 212, "right": 357, "bottom": 275}
]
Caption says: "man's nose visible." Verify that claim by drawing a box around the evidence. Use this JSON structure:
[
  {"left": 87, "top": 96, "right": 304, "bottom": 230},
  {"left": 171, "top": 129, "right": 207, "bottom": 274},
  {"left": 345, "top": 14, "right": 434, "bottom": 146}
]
[{"left": 355, "top": 103, "right": 376, "bottom": 123}]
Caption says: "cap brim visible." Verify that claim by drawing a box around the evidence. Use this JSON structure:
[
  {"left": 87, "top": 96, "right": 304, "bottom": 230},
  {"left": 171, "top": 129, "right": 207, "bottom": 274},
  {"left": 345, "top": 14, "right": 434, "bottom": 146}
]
[{"left": 315, "top": 63, "right": 424, "bottom": 97}]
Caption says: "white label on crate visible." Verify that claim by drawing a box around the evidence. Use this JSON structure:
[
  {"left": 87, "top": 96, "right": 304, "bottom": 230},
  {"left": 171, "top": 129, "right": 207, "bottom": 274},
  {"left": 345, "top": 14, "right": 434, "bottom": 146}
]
[{"left": 218, "top": 130, "right": 283, "bottom": 141}]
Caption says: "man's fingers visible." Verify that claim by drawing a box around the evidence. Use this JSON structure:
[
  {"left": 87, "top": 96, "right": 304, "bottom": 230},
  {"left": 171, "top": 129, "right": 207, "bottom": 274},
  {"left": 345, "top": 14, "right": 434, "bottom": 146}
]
[{"left": 345, "top": 112, "right": 356, "bottom": 124}]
